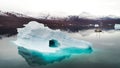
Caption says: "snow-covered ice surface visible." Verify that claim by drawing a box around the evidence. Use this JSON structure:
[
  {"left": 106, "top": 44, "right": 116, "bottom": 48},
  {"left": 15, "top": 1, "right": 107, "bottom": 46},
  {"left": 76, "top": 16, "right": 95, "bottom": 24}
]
[{"left": 13, "top": 21, "right": 93, "bottom": 65}]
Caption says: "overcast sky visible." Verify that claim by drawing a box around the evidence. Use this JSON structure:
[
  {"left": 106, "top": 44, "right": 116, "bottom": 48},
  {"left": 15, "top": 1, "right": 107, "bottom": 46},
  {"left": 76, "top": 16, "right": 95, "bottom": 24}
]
[{"left": 0, "top": 0, "right": 120, "bottom": 16}]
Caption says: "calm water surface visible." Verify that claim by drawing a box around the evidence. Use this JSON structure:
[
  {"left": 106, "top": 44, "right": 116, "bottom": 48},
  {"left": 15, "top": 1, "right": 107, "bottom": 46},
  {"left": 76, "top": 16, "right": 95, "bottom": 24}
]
[{"left": 0, "top": 29, "right": 120, "bottom": 68}]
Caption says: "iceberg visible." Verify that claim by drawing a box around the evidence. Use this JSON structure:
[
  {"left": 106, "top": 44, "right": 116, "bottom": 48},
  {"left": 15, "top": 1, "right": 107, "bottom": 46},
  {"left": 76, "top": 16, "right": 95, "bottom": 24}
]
[
  {"left": 114, "top": 24, "right": 120, "bottom": 30},
  {"left": 13, "top": 21, "right": 93, "bottom": 66}
]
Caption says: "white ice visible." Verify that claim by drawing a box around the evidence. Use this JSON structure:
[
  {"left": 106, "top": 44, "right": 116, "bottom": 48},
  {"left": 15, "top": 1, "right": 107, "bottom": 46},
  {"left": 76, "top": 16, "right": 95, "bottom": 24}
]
[
  {"left": 114, "top": 24, "right": 120, "bottom": 30},
  {"left": 13, "top": 21, "right": 92, "bottom": 53}
]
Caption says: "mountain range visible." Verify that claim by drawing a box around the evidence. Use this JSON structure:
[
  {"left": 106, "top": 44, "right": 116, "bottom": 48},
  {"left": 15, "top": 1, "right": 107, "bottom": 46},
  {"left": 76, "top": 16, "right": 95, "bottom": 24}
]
[{"left": 0, "top": 11, "right": 120, "bottom": 37}]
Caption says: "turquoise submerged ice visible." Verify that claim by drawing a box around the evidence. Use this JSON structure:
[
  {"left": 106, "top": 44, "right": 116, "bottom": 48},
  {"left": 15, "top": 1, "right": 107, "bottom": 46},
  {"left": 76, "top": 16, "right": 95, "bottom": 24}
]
[{"left": 14, "top": 21, "right": 92, "bottom": 65}]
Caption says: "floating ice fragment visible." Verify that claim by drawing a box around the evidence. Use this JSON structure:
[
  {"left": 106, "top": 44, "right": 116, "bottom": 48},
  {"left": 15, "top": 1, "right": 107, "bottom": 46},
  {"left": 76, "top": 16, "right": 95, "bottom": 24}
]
[
  {"left": 114, "top": 24, "right": 120, "bottom": 30},
  {"left": 14, "top": 21, "right": 92, "bottom": 53},
  {"left": 13, "top": 21, "right": 93, "bottom": 65}
]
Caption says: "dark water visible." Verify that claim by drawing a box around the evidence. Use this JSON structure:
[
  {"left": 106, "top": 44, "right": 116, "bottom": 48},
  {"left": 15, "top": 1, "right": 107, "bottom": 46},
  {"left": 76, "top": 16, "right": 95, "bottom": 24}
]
[{"left": 0, "top": 29, "right": 120, "bottom": 68}]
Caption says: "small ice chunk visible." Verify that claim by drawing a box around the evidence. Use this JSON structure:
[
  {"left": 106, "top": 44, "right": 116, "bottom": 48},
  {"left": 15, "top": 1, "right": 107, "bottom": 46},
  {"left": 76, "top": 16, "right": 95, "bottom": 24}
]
[{"left": 114, "top": 24, "right": 120, "bottom": 30}]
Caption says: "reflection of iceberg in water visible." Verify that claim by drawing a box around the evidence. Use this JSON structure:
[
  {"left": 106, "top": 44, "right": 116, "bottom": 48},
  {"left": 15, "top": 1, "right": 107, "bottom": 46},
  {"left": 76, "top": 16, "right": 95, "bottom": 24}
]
[
  {"left": 18, "top": 46, "right": 92, "bottom": 66},
  {"left": 13, "top": 21, "right": 93, "bottom": 66},
  {"left": 18, "top": 47, "right": 70, "bottom": 66}
]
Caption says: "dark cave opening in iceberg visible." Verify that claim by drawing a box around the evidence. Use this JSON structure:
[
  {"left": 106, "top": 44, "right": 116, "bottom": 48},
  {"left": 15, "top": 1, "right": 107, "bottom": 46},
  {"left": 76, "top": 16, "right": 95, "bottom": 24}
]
[{"left": 49, "top": 39, "right": 60, "bottom": 47}]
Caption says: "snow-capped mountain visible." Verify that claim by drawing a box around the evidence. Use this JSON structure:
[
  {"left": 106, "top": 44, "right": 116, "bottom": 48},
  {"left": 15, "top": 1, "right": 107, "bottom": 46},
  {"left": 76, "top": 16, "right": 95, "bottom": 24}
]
[
  {"left": 79, "top": 12, "right": 120, "bottom": 20},
  {"left": 0, "top": 11, "right": 8, "bottom": 16},
  {"left": 79, "top": 12, "right": 97, "bottom": 19},
  {"left": 0, "top": 10, "right": 31, "bottom": 18}
]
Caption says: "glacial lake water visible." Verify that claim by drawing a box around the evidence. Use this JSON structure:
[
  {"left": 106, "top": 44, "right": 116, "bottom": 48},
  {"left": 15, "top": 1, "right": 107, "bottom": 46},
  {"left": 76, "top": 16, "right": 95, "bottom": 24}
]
[{"left": 0, "top": 29, "right": 120, "bottom": 68}]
